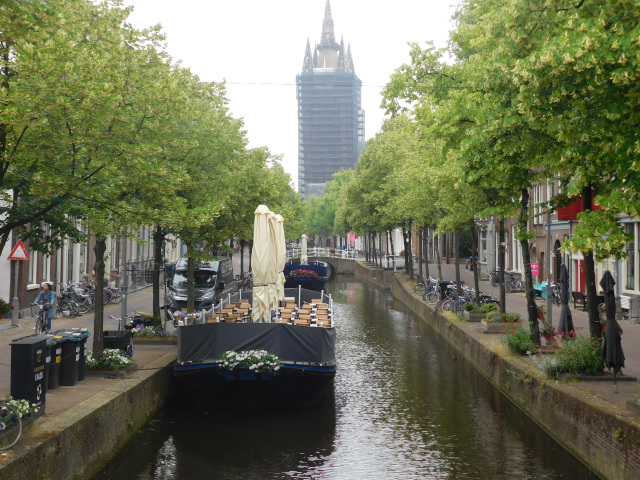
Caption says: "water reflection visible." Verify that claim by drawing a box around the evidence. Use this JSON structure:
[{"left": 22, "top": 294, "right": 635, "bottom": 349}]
[{"left": 93, "top": 278, "right": 599, "bottom": 479}]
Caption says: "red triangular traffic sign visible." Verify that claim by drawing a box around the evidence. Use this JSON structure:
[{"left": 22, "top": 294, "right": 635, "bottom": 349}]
[{"left": 8, "top": 240, "right": 30, "bottom": 261}]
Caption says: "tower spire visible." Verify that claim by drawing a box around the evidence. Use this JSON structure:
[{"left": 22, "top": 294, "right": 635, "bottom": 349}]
[
  {"left": 302, "top": 38, "right": 313, "bottom": 73},
  {"left": 338, "top": 36, "right": 346, "bottom": 72},
  {"left": 320, "top": 0, "right": 336, "bottom": 46},
  {"left": 346, "top": 43, "right": 355, "bottom": 73}
]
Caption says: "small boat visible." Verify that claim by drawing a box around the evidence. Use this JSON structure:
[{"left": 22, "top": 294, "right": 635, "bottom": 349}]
[
  {"left": 283, "top": 261, "right": 327, "bottom": 291},
  {"left": 172, "top": 287, "right": 336, "bottom": 407}
]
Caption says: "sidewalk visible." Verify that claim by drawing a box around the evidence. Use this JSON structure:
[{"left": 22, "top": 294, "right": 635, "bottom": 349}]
[
  {"left": 0, "top": 287, "right": 168, "bottom": 416},
  {"left": 426, "top": 263, "right": 640, "bottom": 411}
]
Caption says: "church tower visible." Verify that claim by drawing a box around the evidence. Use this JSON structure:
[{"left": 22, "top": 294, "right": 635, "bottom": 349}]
[{"left": 296, "top": 0, "right": 365, "bottom": 198}]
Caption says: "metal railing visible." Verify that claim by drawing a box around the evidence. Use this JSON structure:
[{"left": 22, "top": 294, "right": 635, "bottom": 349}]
[{"left": 286, "top": 247, "right": 360, "bottom": 259}]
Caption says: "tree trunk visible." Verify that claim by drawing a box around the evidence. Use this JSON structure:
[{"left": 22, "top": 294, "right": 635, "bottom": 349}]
[
  {"left": 417, "top": 227, "right": 423, "bottom": 284},
  {"left": 92, "top": 236, "right": 107, "bottom": 359},
  {"left": 583, "top": 185, "right": 602, "bottom": 338},
  {"left": 499, "top": 217, "right": 506, "bottom": 312},
  {"left": 389, "top": 230, "right": 395, "bottom": 256},
  {"left": 454, "top": 232, "right": 461, "bottom": 296},
  {"left": 423, "top": 223, "right": 431, "bottom": 280},
  {"left": 471, "top": 222, "right": 480, "bottom": 305},
  {"left": 435, "top": 228, "right": 442, "bottom": 280},
  {"left": 403, "top": 227, "right": 409, "bottom": 275},
  {"left": 152, "top": 224, "right": 163, "bottom": 318},
  {"left": 519, "top": 188, "right": 540, "bottom": 344},
  {"left": 240, "top": 240, "right": 245, "bottom": 279}
]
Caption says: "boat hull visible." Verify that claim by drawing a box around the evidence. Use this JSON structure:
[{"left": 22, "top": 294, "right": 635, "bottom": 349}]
[
  {"left": 283, "top": 262, "right": 327, "bottom": 292},
  {"left": 284, "top": 275, "right": 326, "bottom": 291},
  {"left": 173, "top": 363, "right": 335, "bottom": 407}
]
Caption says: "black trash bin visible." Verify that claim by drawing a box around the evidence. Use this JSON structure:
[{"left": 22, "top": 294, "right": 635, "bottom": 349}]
[
  {"left": 69, "top": 328, "right": 91, "bottom": 381},
  {"left": 54, "top": 330, "right": 83, "bottom": 386},
  {"left": 47, "top": 336, "right": 64, "bottom": 390},
  {"left": 439, "top": 281, "right": 455, "bottom": 298},
  {"left": 10, "top": 334, "right": 47, "bottom": 418}
]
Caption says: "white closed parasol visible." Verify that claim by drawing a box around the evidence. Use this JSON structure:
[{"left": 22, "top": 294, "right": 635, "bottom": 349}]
[
  {"left": 300, "top": 234, "right": 308, "bottom": 265},
  {"left": 273, "top": 213, "right": 286, "bottom": 306},
  {"left": 251, "top": 205, "right": 276, "bottom": 322}
]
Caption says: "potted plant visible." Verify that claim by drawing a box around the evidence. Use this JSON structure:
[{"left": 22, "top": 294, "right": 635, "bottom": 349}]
[
  {"left": 482, "top": 310, "right": 521, "bottom": 333},
  {"left": 463, "top": 303, "right": 485, "bottom": 322},
  {"left": 131, "top": 324, "right": 178, "bottom": 344},
  {"left": 218, "top": 349, "right": 282, "bottom": 380},
  {"left": 0, "top": 298, "right": 13, "bottom": 318}
]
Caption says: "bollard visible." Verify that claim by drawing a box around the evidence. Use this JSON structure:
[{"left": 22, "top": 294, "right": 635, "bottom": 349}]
[
  {"left": 615, "top": 295, "right": 623, "bottom": 321},
  {"left": 11, "top": 297, "right": 19, "bottom": 327},
  {"left": 630, "top": 296, "right": 639, "bottom": 325}
]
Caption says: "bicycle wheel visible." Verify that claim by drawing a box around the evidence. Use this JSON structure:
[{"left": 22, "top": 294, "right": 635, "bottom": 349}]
[
  {"left": 442, "top": 299, "right": 455, "bottom": 311},
  {"left": 414, "top": 282, "right": 425, "bottom": 294},
  {"left": 453, "top": 300, "right": 467, "bottom": 315},
  {"left": 35, "top": 313, "right": 46, "bottom": 335},
  {"left": 66, "top": 301, "right": 80, "bottom": 317},
  {"left": 76, "top": 298, "right": 92, "bottom": 314},
  {"left": 425, "top": 291, "right": 440, "bottom": 305},
  {"left": 103, "top": 290, "right": 113, "bottom": 305},
  {"left": 0, "top": 403, "right": 22, "bottom": 450},
  {"left": 110, "top": 289, "right": 122, "bottom": 304}
]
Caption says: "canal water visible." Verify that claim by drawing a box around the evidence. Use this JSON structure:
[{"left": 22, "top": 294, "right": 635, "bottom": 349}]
[{"left": 93, "top": 278, "right": 599, "bottom": 479}]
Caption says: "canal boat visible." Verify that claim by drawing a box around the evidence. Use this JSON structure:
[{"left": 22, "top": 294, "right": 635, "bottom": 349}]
[
  {"left": 283, "top": 260, "right": 328, "bottom": 291},
  {"left": 172, "top": 286, "right": 336, "bottom": 407}
]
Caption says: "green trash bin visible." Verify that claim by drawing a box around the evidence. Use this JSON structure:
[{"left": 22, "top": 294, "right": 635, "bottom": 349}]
[
  {"left": 53, "top": 330, "right": 83, "bottom": 386},
  {"left": 47, "top": 336, "right": 65, "bottom": 390},
  {"left": 69, "top": 328, "right": 90, "bottom": 380},
  {"left": 10, "top": 334, "right": 47, "bottom": 418}
]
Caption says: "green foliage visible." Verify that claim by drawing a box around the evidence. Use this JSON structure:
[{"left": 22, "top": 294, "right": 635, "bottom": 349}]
[
  {"left": 528, "top": 352, "right": 563, "bottom": 379},
  {"left": 502, "top": 327, "right": 538, "bottom": 355},
  {"left": 219, "top": 350, "right": 282, "bottom": 375},
  {"left": 555, "top": 332, "right": 604, "bottom": 376},
  {"left": 86, "top": 349, "right": 132, "bottom": 369},
  {"left": 479, "top": 303, "right": 499, "bottom": 314},
  {"left": 501, "top": 312, "right": 522, "bottom": 323}
]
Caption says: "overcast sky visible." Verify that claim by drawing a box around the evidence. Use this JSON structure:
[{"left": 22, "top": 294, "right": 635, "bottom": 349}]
[{"left": 123, "top": 0, "right": 457, "bottom": 188}]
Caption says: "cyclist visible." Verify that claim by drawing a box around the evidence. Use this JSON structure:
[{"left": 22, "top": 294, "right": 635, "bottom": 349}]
[{"left": 34, "top": 282, "right": 55, "bottom": 333}]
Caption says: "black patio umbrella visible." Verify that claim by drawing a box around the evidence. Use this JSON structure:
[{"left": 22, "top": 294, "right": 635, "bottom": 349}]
[
  {"left": 556, "top": 264, "right": 574, "bottom": 338},
  {"left": 600, "top": 270, "right": 625, "bottom": 392}
]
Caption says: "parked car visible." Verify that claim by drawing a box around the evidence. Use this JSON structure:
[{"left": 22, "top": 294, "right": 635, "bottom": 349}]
[{"left": 165, "top": 256, "right": 234, "bottom": 317}]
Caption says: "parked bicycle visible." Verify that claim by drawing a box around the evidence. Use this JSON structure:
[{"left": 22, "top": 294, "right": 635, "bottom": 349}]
[
  {"left": 505, "top": 271, "right": 524, "bottom": 292},
  {"left": 415, "top": 276, "right": 438, "bottom": 300},
  {"left": 0, "top": 401, "right": 22, "bottom": 450}
]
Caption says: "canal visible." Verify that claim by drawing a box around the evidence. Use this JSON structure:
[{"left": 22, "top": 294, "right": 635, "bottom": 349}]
[{"left": 93, "top": 278, "right": 599, "bottom": 479}]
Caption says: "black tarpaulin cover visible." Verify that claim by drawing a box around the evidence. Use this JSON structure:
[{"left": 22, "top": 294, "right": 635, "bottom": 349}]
[
  {"left": 601, "top": 270, "right": 625, "bottom": 373},
  {"left": 178, "top": 323, "right": 336, "bottom": 365},
  {"left": 556, "top": 264, "right": 574, "bottom": 337}
]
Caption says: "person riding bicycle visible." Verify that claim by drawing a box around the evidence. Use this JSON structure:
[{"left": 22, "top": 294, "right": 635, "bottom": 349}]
[{"left": 34, "top": 282, "right": 55, "bottom": 333}]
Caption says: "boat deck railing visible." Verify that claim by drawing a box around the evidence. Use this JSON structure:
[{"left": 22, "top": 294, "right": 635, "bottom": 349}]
[{"left": 286, "top": 247, "right": 359, "bottom": 259}]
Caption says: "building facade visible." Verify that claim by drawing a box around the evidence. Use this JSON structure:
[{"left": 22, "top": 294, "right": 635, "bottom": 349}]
[
  {"left": 296, "top": 0, "right": 365, "bottom": 199},
  {"left": 0, "top": 224, "right": 184, "bottom": 319}
]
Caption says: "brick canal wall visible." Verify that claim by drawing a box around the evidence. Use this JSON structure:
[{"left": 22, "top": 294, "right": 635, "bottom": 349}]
[
  {"left": 354, "top": 261, "right": 639, "bottom": 480},
  {"left": 0, "top": 351, "right": 176, "bottom": 480}
]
